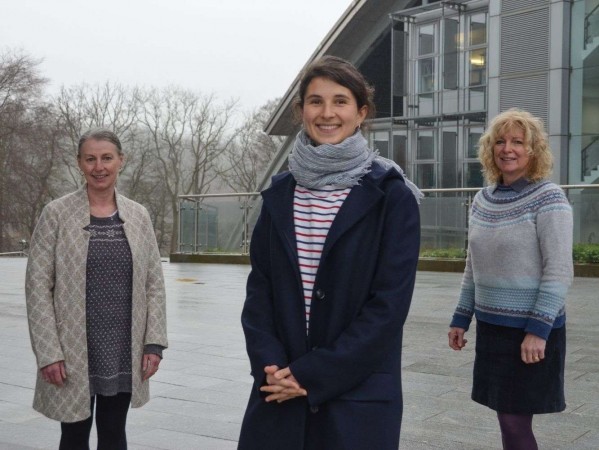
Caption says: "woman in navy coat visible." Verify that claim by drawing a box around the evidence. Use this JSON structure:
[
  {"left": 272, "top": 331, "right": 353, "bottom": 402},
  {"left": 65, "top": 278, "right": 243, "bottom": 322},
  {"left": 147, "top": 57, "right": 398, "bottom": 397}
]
[{"left": 238, "top": 56, "right": 421, "bottom": 450}]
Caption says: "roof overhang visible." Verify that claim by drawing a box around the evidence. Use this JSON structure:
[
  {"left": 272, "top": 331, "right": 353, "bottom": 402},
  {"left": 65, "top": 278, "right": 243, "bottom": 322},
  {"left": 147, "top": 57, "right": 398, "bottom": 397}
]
[{"left": 265, "top": 0, "right": 414, "bottom": 136}]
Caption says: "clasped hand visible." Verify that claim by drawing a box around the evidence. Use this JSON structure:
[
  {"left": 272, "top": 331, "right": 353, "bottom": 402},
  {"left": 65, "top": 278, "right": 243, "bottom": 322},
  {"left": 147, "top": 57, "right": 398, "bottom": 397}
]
[{"left": 260, "top": 365, "right": 307, "bottom": 403}]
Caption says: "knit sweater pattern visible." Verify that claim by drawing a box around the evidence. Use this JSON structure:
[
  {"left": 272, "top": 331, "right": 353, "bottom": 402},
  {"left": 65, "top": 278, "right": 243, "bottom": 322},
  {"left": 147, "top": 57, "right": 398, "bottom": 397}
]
[{"left": 450, "top": 180, "right": 573, "bottom": 340}]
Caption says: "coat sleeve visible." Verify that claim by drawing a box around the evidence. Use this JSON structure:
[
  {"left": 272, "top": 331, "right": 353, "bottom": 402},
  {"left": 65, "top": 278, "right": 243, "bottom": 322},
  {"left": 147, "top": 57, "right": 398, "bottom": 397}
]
[
  {"left": 289, "top": 181, "right": 420, "bottom": 405},
  {"left": 241, "top": 206, "right": 289, "bottom": 388},
  {"left": 142, "top": 209, "right": 168, "bottom": 348},
  {"left": 25, "top": 205, "right": 65, "bottom": 369}
]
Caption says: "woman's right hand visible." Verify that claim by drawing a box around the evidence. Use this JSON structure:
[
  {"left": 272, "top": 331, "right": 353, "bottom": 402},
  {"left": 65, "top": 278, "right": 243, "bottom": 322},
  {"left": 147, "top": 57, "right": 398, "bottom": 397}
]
[
  {"left": 41, "top": 361, "right": 67, "bottom": 386},
  {"left": 448, "top": 327, "right": 468, "bottom": 351},
  {"left": 260, "top": 365, "right": 307, "bottom": 403}
]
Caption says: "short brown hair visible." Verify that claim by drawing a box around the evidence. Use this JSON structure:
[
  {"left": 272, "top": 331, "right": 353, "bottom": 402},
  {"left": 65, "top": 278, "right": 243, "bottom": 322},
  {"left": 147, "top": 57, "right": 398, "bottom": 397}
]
[
  {"left": 292, "top": 55, "right": 376, "bottom": 122},
  {"left": 478, "top": 108, "right": 553, "bottom": 184}
]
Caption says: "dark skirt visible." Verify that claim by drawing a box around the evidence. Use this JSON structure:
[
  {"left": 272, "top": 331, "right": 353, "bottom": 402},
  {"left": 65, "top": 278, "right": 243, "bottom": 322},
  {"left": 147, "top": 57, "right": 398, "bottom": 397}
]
[{"left": 472, "top": 320, "right": 566, "bottom": 414}]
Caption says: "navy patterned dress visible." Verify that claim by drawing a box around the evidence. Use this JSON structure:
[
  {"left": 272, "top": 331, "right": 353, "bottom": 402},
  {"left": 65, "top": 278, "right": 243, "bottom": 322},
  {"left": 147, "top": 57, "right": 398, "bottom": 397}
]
[{"left": 85, "top": 212, "right": 133, "bottom": 396}]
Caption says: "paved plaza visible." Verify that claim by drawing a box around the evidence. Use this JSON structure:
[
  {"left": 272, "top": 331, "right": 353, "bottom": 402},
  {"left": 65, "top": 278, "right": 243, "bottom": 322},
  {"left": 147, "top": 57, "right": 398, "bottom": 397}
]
[{"left": 0, "top": 257, "right": 598, "bottom": 449}]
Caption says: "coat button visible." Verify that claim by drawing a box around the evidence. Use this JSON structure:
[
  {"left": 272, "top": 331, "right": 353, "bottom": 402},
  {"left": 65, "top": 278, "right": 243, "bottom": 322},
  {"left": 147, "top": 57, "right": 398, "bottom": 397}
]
[
  {"left": 315, "top": 289, "right": 325, "bottom": 300},
  {"left": 310, "top": 406, "right": 319, "bottom": 413}
]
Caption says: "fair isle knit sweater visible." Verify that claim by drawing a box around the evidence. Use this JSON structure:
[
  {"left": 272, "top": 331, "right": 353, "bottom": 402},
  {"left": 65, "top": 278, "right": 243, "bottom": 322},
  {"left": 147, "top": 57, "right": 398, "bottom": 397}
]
[{"left": 450, "top": 180, "right": 573, "bottom": 340}]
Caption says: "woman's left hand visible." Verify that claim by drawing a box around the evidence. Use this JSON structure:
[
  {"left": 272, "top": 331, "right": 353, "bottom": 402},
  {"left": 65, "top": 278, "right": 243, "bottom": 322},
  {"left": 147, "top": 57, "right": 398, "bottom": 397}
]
[
  {"left": 142, "top": 353, "right": 161, "bottom": 380},
  {"left": 260, "top": 365, "right": 307, "bottom": 403},
  {"left": 521, "top": 333, "right": 546, "bottom": 364}
]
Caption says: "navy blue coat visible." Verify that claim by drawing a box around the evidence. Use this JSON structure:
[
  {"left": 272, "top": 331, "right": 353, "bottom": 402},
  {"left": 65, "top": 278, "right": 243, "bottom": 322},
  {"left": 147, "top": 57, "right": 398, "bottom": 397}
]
[{"left": 238, "top": 162, "right": 420, "bottom": 450}]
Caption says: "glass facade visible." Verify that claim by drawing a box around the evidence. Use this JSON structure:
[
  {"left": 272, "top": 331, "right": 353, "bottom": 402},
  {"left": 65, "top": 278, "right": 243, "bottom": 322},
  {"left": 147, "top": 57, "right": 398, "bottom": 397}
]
[
  {"left": 376, "top": 3, "right": 488, "bottom": 248},
  {"left": 570, "top": 0, "right": 599, "bottom": 245},
  {"left": 381, "top": 3, "right": 488, "bottom": 190},
  {"left": 180, "top": 0, "right": 599, "bottom": 254},
  {"left": 570, "top": 0, "right": 599, "bottom": 185}
]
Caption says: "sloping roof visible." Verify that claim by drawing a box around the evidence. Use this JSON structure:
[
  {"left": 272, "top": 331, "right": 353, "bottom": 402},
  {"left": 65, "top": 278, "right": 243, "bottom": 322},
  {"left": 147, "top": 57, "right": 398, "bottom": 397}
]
[{"left": 265, "top": 0, "right": 412, "bottom": 136}]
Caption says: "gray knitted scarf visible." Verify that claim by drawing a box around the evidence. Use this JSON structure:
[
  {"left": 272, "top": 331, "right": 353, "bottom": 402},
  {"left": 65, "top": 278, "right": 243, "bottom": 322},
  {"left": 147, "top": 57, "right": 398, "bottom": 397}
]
[{"left": 288, "top": 130, "right": 423, "bottom": 203}]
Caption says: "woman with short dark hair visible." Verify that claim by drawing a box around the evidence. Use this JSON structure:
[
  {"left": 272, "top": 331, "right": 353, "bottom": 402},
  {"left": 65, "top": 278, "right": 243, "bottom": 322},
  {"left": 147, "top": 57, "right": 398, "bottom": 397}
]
[{"left": 238, "top": 55, "right": 422, "bottom": 450}]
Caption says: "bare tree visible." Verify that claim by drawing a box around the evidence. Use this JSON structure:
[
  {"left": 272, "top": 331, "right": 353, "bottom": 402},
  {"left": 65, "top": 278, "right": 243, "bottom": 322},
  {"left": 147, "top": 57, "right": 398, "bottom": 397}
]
[
  {"left": 53, "top": 82, "right": 141, "bottom": 193},
  {"left": 9, "top": 105, "right": 63, "bottom": 236},
  {"left": 119, "top": 127, "right": 171, "bottom": 253},
  {"left": 0, "top": 49, "right": 49, "bottom": 251},
  {"left": 219, "top": 99, "right": 284, "bottom": 192},
  {"left": 137, "top": 86, "right": 238, "bottom": 253}
]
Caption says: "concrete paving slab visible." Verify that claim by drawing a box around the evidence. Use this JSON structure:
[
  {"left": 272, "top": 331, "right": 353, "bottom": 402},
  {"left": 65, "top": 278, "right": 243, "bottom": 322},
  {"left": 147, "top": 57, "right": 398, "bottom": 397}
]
[{"left": 0, "top": 257, "right": 598, "bottom": 449}]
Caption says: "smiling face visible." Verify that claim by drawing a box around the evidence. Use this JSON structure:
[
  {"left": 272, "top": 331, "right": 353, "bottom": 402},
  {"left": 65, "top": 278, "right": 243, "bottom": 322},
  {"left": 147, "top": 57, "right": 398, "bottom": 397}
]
[
  {"left": 78, "top": 138, "right": 123, "bottom": 194},
  {"left": 493, "top": 127, "right": 530, "bottom": 185},
  {"left": 301, "top": 76, "right": 368, "bottom": 145}
]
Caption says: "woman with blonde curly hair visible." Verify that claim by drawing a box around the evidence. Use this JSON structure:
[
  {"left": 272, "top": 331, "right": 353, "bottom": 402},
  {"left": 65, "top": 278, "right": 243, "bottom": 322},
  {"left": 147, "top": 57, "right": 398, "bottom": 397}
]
[{"left": 448, "top": 108, "right": 573, "bottom": 449}]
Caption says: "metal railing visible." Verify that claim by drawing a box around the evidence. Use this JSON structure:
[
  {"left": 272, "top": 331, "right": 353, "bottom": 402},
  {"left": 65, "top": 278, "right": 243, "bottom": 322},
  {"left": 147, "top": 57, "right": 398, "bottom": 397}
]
[
  {"left": 585, "top": 2, "right": 599, "bottom": 49},
  {"left": 178, "top": 193, "right": 260, "bottom": 255},
  {"left": 177, "top": 184, "right": 599, "bottom": 256},
  {"left": 0, "top": 251, "right": 27, "bottom": 257},
  {"left": 581, "top": 135, "right": 599, "bottom": 180}
]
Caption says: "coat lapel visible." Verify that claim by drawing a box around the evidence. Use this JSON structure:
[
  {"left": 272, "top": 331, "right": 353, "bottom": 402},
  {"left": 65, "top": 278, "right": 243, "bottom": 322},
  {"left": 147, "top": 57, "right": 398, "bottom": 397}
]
[
  {"left": 261, "top": 173, "right": 386, "bottom": 267},
  {"left": 321, "top": 176, "right": 383, "bottom": 262},
  {"left": 261, "top": 174, "right": 299, "bottom": 267}
]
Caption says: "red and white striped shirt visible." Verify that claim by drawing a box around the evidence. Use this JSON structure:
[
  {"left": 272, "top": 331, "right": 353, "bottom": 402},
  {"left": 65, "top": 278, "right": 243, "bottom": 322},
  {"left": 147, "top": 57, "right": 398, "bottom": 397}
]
[{"left": 293, "top": 184, "right": 350, "bottom": 332}]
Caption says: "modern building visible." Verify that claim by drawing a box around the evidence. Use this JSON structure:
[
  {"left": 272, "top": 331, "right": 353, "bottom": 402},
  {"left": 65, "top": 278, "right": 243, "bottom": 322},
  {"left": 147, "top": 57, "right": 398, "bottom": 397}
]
[
  {"left": 176, "top": 0, "right": 599, "bottom": 254},
  {"left": 259, "top": 0, "right": 599, "bottom": 246}
]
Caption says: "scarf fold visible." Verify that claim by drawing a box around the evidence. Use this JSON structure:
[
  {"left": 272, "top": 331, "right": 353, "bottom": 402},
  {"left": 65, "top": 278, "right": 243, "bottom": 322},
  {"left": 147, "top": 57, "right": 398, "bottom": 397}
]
[{"left": 288, "top": 130, "right": 424, "bottom": 203}]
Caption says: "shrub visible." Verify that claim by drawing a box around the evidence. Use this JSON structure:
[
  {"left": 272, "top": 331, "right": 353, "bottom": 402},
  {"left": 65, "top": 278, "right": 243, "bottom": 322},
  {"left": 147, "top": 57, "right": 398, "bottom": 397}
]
[
  {"left": 420, "top": 244, "right": 599, "bottom": 264},
  {"left": 573, "top": 244, "right": 599, "bottom": 264},
  {"left": 420, "top": 248, "right": 465, "bottom": 259}
]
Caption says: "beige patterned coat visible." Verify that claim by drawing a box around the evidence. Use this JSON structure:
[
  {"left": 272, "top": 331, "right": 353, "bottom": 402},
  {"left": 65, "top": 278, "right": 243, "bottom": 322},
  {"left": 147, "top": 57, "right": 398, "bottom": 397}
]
[{"left": 25, "top": 185, "right": 168, "bottom": 422}]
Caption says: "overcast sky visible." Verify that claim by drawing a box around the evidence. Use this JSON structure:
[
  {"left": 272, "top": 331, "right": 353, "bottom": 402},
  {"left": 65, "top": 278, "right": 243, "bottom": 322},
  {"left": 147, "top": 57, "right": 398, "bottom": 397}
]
[{"left": 1, "top": 0, "right": 352, "bottom": 112}]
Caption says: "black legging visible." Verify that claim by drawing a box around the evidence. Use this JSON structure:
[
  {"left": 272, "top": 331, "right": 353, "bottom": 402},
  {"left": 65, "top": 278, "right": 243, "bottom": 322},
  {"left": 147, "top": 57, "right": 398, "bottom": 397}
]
[{"left": 59, "top": 392, "right": 132, "bottom": 450}]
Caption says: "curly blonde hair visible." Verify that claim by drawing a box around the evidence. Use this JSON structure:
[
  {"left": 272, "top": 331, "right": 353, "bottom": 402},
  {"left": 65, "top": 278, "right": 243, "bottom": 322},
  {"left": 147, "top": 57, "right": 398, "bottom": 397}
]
[{"left": 478, "top": 108, "right": 553, "bottom": 184}]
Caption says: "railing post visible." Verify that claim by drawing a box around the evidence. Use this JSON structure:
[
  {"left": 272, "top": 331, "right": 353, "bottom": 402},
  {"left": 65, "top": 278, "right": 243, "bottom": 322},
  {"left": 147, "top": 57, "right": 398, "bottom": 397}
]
[
  {"left": 194, "top": 200, "right": 200, "bottom": 253},
  {"left": 177, "top": 200, "right": 182, "bottom": 253},
  {"left": 463, "top": 192, "right": 472, "bottom": 258},
  {"left": 240, "top": 198, "right": 247, "bottom": 255}
]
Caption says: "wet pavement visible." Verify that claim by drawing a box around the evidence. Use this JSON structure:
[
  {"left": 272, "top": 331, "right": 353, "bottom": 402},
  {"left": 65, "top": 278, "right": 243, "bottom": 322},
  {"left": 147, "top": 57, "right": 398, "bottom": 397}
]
[{"left": 0, "top": 257, "right": 598, "bottom": 449}]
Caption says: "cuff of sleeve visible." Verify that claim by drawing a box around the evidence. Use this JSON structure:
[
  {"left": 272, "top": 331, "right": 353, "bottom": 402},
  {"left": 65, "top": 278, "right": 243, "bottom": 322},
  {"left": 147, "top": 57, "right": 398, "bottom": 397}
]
[
  {"left": 450, "top": 313, "right": 472, "bottom": 331},
  {"left": 524, "top": 319, "right": 551, "bottom": 340},
  {"left": 144, "top": 344, "right": 165, "bottom": 359}
]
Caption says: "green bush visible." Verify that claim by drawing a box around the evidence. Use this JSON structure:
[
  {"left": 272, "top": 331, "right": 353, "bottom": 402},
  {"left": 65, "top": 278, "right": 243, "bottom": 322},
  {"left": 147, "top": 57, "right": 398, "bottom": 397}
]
[
  {"left": 420, "top": 248, "right": 465, "bottom": 259},
  {"left": 573, "top": 244, "right": 599, "bottom": 264},
  {"left": 420, "top": 244, "right": 599, "bottom": 264}
]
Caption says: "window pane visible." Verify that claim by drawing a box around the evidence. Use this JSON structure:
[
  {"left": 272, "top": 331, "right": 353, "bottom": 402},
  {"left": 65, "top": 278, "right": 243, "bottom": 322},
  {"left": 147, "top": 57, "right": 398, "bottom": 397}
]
[
  {"left": 417, "top": 131, "right": 434, "bottom": 160},
  {"left": 393, "top": 24, "right": 408, "bottom": 116},
  {"left": 419, "top": 24, "right": 435, "bottom": 55},
  {"left": 443, "top": 18, "right": 459, "bottom": 90},
  {"left": 465, "top": 162, "right": 483, "bottom": 187},
  {"left": 469, "top": 13, "right": 487, "bottom": 46},
  {"left": 468, "top": 86, "right": 486, "bottom": 111},
  {"left": 467, "top": 130, "right": 482, "bottom": 158},
  {"left": 419, "top": 58, "right": 435, "bottom": 93},
  {"left": 393, "top": 133, "right": 407, "bottom": 170},
  {"left": 416, "top": 164, "right": 436, "bottom": 189},
  {"left": 442, "top": 131, "right": 457, "bottom": 188},
  {"left": 373, "top": 131, "right": 390, "bottom": 159},
  {"left": 469, "top": 49, "right": 486, "bottom": 86}
]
